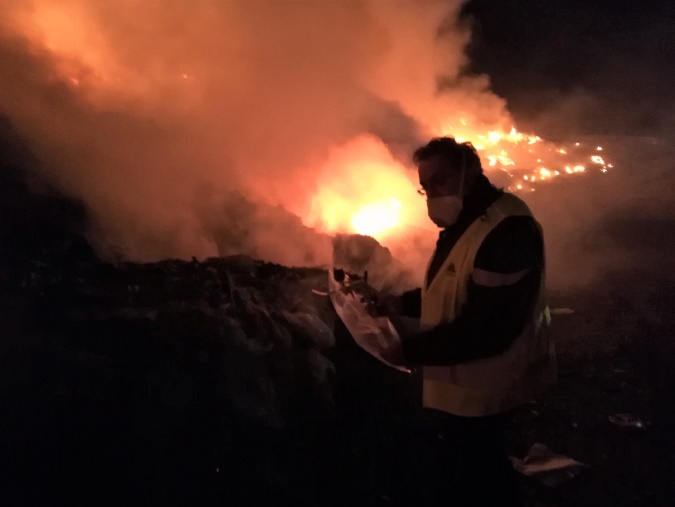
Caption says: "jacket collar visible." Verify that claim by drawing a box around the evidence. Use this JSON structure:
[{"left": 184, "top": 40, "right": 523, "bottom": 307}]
[{"left": 440, "top": 174, "right": 502, "bottom": 239}]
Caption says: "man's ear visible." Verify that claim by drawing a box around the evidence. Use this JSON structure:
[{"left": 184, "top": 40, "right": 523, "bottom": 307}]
[{"left": 462, "top": 169, "right": 481, "bottom": 195}]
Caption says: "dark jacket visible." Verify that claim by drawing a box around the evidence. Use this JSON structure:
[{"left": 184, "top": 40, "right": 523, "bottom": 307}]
[{"left": 401, "top": 175, "right": 544, "bottom": 366}]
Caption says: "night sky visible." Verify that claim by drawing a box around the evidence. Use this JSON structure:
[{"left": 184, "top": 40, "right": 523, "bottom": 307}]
[{"left": 463, "top": 0, "right": 675, "bottom": 137}]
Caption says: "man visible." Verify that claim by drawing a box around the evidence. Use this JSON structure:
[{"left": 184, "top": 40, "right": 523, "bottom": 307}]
[{"left": 381, "top": 137, "right": 556, "bottom": 506}]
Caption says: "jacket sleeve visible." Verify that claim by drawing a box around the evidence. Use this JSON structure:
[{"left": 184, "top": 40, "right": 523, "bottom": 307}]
[
  {"left": 401, "top": 216, "right": 542, "bottom": 366},
  {"left": 400, "top": 288, "right": 422, "bottom": 318}
]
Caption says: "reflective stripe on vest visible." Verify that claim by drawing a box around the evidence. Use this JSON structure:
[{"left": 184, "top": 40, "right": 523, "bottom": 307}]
[{"left": 420, "top": 193, "right": 556, "bottom": 417}]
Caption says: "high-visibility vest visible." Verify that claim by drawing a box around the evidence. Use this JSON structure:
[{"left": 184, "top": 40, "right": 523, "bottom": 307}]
[{"left": 420, "top": 193, "right": 556, "bottom": 417}]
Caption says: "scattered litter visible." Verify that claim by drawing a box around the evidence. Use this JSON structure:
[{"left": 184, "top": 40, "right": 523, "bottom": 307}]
[
  {"left": 609, "top": 413, "right": 646, "bottom": 429},
  {"left": 510, "top": 443, "right": 587, "bottom": 487},
  {"left": 550, "top": 307, "right": 575, "bottom": 315}
]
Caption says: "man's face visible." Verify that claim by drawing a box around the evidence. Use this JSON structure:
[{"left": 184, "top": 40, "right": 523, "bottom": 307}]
[{"left": 417, "top": 154, "right": 463, "bottom": 199}]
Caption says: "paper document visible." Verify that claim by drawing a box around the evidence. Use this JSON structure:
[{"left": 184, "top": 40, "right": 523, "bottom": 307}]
[{"left": 328, "top": 269, "right": 409, "bottom": 373}]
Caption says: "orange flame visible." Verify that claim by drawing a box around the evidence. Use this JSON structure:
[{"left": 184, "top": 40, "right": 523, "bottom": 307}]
[
  {"left": 303, "top": 137, "right": 428, "bottom": 240},
  {"left": 10, "top": 1, "right": 614, "bottom": 248},
  {"left": 306, "top": 126, "right": 613, "bottom": 240},
  {"left": 351, "top": 199, "right": 402, "bottom": 238}
]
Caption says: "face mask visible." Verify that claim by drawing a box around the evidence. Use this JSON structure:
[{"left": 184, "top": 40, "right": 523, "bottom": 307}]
[
  {"left": 427, "top": 195, "right": 463, "bottom": 227},
  {"left": 425, "top": 150, "right": 466, "bottom": 227}
]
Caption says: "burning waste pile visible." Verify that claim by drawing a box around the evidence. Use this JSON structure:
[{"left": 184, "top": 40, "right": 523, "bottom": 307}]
[
  {"left": 0, "top": 130, "right": 418, "bottom": 502},
  {"left": 0, "top": 135, "right": 338, "bottom": 429},
  {"left": 0, "top": 0, "right": 617, "bottom": 267},
  {"left": 1, "top": 168, "right": 409, "bottom": 431},
  {"left": 5, "top": 0, "right": 665, "bottom": 503}
]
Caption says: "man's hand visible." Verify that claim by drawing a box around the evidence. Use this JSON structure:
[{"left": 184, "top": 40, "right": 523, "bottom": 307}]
[
  {"left": 380, "top": 339, "right": 406, "bottom": 366},
  {"left": 375, "top": 294, "right": 404, "bottom": 317}
]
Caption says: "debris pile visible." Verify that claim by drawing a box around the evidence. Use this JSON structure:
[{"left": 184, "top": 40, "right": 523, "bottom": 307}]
[{"left": 12, "top": 251, "right": 340, "bottom": 425}]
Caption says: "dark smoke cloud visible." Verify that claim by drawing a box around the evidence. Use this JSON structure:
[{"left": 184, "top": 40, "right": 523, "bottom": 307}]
[
  {"left": 466, "top": 0, "right": 675, "bottom": 138},
  {"left": 525, "top": 136, "right": 675, "bottom": 290},
  {"left": 461, "top": 0, "right": 675, "bottom": 289}
]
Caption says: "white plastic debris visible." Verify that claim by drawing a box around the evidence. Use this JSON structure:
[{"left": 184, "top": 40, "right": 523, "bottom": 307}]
[{"left": 510, "top": 443, "right": 587, "bottom": 487}]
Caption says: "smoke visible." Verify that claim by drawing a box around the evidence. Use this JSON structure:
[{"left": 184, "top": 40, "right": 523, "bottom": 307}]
[
  {"left": 1, "top": 0, "right": 671, "bottom": 297},
  {"left": 520, "top": 134, "right": 675, "bottom": 293},
  {"left": 466, "top": 0, "right": 675, "bottom": 139},
  {"left": 12, "top": 0, "right": 654, "bottom": 293},
  {"left": 1, "top": 0, "right": 493, "bottom": 269},
  {"left": 455, "top": 0, "right": 675, "bottom": 291}
]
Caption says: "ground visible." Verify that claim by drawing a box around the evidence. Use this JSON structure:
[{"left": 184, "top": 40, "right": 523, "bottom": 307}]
[
  {"left": 0, "top": 133, "right": 673, "bottom": 506},
  {"left": 1, "top": 255, "right": 673, "bottom": 507}
]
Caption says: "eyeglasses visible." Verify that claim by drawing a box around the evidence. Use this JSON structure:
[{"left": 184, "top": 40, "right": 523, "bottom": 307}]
[{"left": 417, "top": 172, "right": 450, "bottom": 197}]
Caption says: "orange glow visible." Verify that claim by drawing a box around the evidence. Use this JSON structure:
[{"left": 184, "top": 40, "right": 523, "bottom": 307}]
[
  {"left": 4, "top": 0, "right": 616, "bottom": 254},
  {"left": 293, "top": 125, "right": 614, "bottom": 239},
  {"left": 433, "top": 122, "right": 613, "bottom": 194},
  {"left": 22, "top": 3, "right": 112, "bottom": 87},
  {"left": 351, "top": 199, "right": 402, "bottom": 237},
  {"left": 302, "top": 137, "right": 427, "bottom": 240}
]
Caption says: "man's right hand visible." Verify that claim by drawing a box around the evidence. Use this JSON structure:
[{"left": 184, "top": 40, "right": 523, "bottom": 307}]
[{"left": 375, "top": 294, "right": 404, "bottom": 316}]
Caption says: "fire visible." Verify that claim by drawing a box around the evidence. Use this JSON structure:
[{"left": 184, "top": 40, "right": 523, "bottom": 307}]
[
  {"left": 435, "top": 120, "right": 612, "bottom": 193},
  {"left": 305, "top": 125, "right": 613, "bottom": 240},
  {"left": 6, "top": 1, "right": 615, "bottom": 252},
  {"left": 351, "top": 199, "right": 402, "bottom": 238},
  {"left": 303, "top": 137, "right": 428, "bottom": 241}
]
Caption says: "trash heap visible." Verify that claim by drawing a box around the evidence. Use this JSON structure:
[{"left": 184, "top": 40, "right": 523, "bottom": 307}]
[{"left": 7, "top": 234, "right": 352, "bottom": 422}]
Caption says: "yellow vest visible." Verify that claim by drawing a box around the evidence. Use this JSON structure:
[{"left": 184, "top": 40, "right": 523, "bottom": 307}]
[{"left": 420, "top": 193, "right": 556, "bottom": 417}]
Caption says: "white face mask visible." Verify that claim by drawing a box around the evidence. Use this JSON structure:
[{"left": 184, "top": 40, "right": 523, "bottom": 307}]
[
  {"left": 427, "top": 195, "right": 463, "bottom": 227},
  {"left": 425, "top": 151, "right": 466, "bottom": 227}
]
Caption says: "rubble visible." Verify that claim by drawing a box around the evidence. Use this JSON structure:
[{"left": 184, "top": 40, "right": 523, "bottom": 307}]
[
  {"left": 0, "top": 239, "right": 352, "bottom": 503},
  {"left": 21, "top": 252, "right": 338, "bottom": 423},
  {"left": 0, "top": 123, "right": 417, "bottom": 503}
]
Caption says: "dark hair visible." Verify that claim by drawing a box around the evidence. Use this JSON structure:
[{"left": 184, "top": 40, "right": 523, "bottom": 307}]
[{"left": 412, "top": 137, "right": 483, "bottom": 175}]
